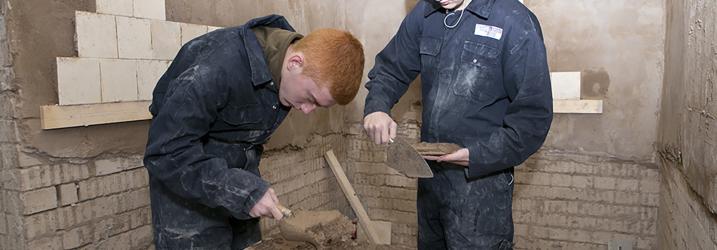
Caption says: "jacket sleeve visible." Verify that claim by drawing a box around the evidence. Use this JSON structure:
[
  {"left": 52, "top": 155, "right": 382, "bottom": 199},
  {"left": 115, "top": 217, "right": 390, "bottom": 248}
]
[
  {"left": 143, "top": 64, "right": 268, "bottom": 220},
  {"left": 363, "top": 3, "right": 425, "bottom": 117},
  {"left": 466, "top": 14, "right": 553, "bottom": 178}
]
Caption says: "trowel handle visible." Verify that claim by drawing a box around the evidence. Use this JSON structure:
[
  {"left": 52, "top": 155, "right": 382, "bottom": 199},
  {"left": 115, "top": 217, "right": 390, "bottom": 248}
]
[{"left": 277, "top": 204, "right": 293, "bottom": 217}]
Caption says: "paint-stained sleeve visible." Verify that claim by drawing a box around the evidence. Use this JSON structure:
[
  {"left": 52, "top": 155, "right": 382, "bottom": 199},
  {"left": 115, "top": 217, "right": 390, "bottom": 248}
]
[
  {"left": 143, "top": 64, "right": 269, "bottom": 220},
  {"left": 363, "top": 3, "right": 424, "bottom": 117},
  {"left": 466, "top": 14, "right": 553, "bottom": 178}
]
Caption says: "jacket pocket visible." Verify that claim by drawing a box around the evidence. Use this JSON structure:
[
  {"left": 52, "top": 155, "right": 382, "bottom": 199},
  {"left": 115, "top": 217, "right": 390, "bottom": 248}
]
[
  {"left": 452, "top": 40, "right": 501, "bottom": 101},
  {"left": 218, "top": 104, "right": 267, "bottom": 130},
  {"left": 419, "top": 37, "right": 442, "bottom": 69},
  {"left": 420, "top": 37, "right": 442, "bottom": 56}
]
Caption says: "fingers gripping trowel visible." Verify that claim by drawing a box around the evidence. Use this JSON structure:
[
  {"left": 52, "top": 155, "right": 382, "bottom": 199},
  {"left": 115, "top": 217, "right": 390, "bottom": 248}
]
[{"left": 386, "top": 138, "right": 433, "bottom": 178}]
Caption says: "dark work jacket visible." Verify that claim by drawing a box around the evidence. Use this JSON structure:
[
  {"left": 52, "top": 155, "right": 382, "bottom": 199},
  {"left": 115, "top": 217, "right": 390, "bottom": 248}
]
[
  {"left": 143, "top": 15, "right": 291, "bottom": 220},
  {"left": 364, "top": 0, "right": 553, "bottom": 179}
]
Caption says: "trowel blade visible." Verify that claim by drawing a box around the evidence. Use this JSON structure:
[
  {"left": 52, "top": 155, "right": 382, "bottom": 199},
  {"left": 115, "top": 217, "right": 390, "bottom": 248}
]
[{"left": 386, "top": 138, "right": 433, "bottom": 178}]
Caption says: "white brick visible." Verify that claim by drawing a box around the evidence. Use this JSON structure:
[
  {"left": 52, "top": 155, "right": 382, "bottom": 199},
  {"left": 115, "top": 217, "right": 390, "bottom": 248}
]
[
  {"left": 0, "top": 120, "right": 18, "bottom": 143},
  {"left": 571, "top": 175, "right": 592, "bottom": 188},
  {"left": 59, "top": 183, "right": 78, "bottom": 206},
  {"left": 0, "top": 94, "right": 16, "bottom": 120},
  {"left": 57, "top": 58, "right": 101, "bottom": 105},
  {"left": 615, "top": 178, "right": 639, "bottom": 191},
  {"left": 133, "top": 0, "right": 166, "bottom": 20},
  {"left": 62, "top": 224, "right": 93, "bottom": 249},
  {"left": 550, "top": 72, "right": 581, "bottom": 100},
  {"left": 27, "top": 236, "right": 62, "bottom": 250},
  {"left": 100, "top": 59, "right": 139, "bottom": 102},
  {"left": 117, "top": 16, "right": 153, "bottom": 59},
  {"left": 24, "top": 210, "right": 58, "bottom": 240},
  {"left": 0, "top": 144, "right": 17, "bottom": 171},
  {"left": 96, "top": 231, "right": 130, "bottom": 250},
  {"left": 21, "top": 187, "right": 58, "bottom": 215},
  {"left": 95, "top": 156, "right": 143, "bottom": 176},
  {"left": 17, "top": 151, "right": 43, "bottom": 167},
  {"left": 137, "top": 60, "right": 170, "bottom": 100},
  {"left": 16, "top": 165, "right": 62, "bottom": 191},
  {"left": 76, "top": 12, "right": 118, "bottom": 58},
  {"left": 639, "top": 179, "right": 660, "bottom": 193},
  {"left": 130, "top": 225, "right": 153, "bottom": 249},
  {"left": 60, "top": 164, "right": 91, "bottom": 183},
  {"left": 96, "top": 0, "right": 133, "bottom": 16},
  {"left": 181, "top": 23, "right": 208, "bottom": 45},
  {"left": 129, "top": 207, "right": 151, "bottom": 229},
  {"left": 78, "top": 170, "right": 147, "bottom": 201},
  {"left": 151, "top": 20, "right": 181, "bottom": 60},
  {"left": 594, "top": 176, "right": 616, "bottom": 190}
]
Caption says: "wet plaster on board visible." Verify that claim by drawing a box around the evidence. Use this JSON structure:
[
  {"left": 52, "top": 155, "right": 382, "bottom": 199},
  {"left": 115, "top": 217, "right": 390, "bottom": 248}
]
[{"left": 527, "top": 0, "right": 665, "bottom": 160}]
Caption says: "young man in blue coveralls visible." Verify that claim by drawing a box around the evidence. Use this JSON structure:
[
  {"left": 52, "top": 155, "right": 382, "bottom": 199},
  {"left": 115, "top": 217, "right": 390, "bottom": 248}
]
[
  {"left": 363, "top": 0, "right": 553, "bottom": 249},
  {"left": 143, "top": 15, "right": 364, "bottom": 249}
]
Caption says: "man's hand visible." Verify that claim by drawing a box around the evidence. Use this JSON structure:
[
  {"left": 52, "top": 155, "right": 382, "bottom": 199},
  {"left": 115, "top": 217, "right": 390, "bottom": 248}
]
[
  {"left": 363, "top": 112, "right": 397, "bottom": 144},
  {"left": 249, "top": 188, "right": 284, "bottom": 220},
  {"left": 423, "top": 148, "right": 469, "bottom": 167}
]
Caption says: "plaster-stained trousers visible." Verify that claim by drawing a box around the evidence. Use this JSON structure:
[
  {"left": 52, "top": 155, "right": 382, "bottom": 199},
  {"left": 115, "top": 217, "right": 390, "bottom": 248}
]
[{"left": 418, "top": 162, "right": 515, "bottom": 249}]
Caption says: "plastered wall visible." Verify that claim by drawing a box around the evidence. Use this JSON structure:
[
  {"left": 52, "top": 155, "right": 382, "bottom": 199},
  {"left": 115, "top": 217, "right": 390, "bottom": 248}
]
[{"left": 658, "top": 0, "right": 717, "bottom": 248}]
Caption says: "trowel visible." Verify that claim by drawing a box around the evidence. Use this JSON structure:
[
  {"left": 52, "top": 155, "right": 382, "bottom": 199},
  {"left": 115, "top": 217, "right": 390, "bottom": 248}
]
[{"left": 386, "top": 138, "right": 434, "bottom": 178}]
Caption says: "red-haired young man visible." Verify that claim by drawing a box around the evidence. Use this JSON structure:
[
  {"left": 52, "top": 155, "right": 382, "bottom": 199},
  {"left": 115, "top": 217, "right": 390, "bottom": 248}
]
[{"left": 144, "top": 15, "right": 364, "bottom": 249}]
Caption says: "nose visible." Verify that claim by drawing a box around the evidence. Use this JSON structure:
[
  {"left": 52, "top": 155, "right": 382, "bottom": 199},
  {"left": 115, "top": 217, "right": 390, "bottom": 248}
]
[{"left": 300, "top": 103, "right": 316, "bottom": 114}]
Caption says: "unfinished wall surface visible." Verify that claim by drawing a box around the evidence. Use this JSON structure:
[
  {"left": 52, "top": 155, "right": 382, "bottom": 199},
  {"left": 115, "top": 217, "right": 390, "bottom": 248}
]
[{"left": 658, "top": 0, "right": 717, "bottom": 248}]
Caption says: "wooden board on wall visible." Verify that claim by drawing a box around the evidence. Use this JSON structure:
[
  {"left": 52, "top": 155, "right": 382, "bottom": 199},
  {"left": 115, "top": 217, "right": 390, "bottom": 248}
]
[
  {"left": 41, "top": 101, "right": 152, "bottom": 130},
  {"left": 39, "top": 99, "right": 602, "bottom": 130},
  {"left": 554, "top": 100, "right": 603, "bottom": 114}
]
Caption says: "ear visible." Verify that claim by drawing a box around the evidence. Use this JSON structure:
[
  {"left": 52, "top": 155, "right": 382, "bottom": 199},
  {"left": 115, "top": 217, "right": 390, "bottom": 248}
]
[{"left": 286, "top": 53, "right": 304, "bottom": 72}]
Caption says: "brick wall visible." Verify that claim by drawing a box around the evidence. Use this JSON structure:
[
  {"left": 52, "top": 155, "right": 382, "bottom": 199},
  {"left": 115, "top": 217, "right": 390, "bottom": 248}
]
[
  {"left": 513, "top": 152, "right": 659, "bottom": 249},
  {"left": 345, "top": 120, "right": 661, "bottom": 249},
  {"left": 258, "top": 134, "right": 352, "bottom": 234},
  {"left": 2, "top": 153, "right": 152, "bottom": 250},
  {"left": 344, "top": 121, "right": 421, "bottom": 250}
]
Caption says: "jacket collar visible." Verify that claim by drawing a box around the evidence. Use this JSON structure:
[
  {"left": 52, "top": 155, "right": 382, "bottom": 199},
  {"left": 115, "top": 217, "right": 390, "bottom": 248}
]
[
  {"left": 424, "top": 0, "right": 495, "bottom": 19},
  {"left": 240, "top": 15, "right": 297, "bottom": 86}
]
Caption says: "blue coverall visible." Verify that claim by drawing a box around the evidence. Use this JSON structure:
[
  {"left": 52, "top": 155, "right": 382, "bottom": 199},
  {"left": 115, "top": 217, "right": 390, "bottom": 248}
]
[
  {"left": 143, "top": 15, "right": 294, "bottom": 249},
  {"left": 364, "top": 0, "right": 553, "bottom": 248}
]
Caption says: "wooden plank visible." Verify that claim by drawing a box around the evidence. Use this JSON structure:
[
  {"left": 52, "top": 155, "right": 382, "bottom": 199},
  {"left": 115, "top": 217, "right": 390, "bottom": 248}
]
[
  {"left": 554, "top": 100, "right": 603, "bottom": 114},
  {"left": 41, "top": 101, "right": 152, "bottom": 130},
  {"left": 324, "top": 150, "right": 387, "bottom": 245}
]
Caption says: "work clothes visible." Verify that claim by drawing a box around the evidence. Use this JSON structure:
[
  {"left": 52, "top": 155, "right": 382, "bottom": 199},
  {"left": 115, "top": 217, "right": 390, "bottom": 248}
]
[
  {"left": 144, "top": 15, "right": 295, "bottom": 249},
  {"left": 364, "top": 0, "right": 553, "bottom": 248}
]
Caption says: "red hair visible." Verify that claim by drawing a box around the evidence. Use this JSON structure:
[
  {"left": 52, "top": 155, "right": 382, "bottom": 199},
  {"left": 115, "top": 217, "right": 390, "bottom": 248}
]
[{"left": 293, "top": 29, "right": 365, "bottom": 105}]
